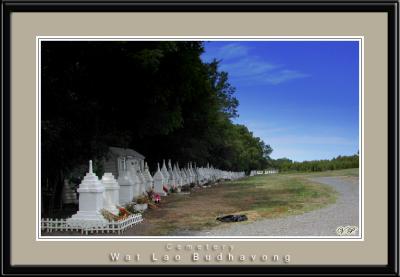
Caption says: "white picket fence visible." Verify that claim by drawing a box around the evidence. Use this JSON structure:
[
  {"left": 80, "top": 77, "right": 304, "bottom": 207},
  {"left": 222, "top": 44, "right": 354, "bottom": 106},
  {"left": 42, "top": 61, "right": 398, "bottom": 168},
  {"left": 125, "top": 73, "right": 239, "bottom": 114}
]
[{"left": 41, "top": 213, "right": 143, "bottom": 235}]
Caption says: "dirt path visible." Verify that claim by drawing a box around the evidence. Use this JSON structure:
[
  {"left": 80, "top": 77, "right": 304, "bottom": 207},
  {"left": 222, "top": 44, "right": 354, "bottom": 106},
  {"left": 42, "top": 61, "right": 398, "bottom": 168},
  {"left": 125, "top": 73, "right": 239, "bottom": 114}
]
[{"left": 188, "top": 176, "right": 360, "bottom": 237}]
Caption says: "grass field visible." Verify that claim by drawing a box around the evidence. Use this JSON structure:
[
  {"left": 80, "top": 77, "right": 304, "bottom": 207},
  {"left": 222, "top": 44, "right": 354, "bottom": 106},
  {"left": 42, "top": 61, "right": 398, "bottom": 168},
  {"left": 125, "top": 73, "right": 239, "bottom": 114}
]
[{"left": 132, "top": 168, "right": 359, "bottom": 236}]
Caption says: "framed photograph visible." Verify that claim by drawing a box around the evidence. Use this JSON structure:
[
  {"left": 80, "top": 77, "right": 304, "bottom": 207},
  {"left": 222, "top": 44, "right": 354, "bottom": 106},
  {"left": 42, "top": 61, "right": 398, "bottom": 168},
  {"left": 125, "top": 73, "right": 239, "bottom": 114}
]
[{"left": 2, "top": 1, "right": 398, "bottom": 276}]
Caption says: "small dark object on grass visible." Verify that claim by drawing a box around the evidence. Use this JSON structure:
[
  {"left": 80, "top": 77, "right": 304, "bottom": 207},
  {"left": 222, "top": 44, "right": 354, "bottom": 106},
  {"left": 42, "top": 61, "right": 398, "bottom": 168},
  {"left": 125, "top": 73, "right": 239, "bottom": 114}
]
[{"left": 216, "top": 214, "right": 248, "bottom": 223}]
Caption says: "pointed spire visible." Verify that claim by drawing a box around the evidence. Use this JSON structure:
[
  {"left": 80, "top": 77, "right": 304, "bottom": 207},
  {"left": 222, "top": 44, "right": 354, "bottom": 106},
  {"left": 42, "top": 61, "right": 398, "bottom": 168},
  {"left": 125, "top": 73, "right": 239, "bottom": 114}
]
[
  {"left": 157, "top": 162, "right": 160, "bottom": 171},
  {"left": 89, "top": 160, "right": 93, "bottom": 174}
]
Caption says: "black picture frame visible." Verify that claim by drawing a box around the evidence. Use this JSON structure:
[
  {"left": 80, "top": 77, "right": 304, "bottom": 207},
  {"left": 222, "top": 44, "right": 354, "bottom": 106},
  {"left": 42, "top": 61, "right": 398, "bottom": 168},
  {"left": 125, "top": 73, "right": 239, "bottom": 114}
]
[{"left": 2, "top": 1, "right": 398, "bottom": 276}]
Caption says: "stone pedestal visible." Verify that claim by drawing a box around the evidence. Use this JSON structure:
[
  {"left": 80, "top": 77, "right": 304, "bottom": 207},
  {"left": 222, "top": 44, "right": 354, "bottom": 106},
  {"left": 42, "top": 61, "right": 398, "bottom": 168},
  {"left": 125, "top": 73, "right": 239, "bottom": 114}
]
[
  {"left": 134, "top": 203, "right": 148, "bottom": 212},
  {"left": 68, "top": 160, "right": 106, "bottom": 223},
  {"left": 101, "top": 173, "right": 120, "bottom": 215}
]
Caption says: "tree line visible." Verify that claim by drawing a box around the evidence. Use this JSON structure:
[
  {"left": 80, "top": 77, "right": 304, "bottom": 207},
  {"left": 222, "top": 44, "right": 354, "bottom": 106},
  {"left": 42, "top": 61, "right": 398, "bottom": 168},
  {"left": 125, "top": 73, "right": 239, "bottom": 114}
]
[
  {"left": 41, "top": 41, "right": 273, "bottom": 206},
  {"left": 270, "top": 154, "right": 359, "bottom": 172}
]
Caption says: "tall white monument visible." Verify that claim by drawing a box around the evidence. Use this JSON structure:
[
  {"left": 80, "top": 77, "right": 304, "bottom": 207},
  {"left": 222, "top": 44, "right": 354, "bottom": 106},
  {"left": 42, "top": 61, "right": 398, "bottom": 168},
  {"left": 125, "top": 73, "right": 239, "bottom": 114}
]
[
  {"left": 168, "top": 159, "right": 176, "bottom": 188},
  {"left": 153, "top": 163, "right": 167, "bottom": 196},
  {"left": 137, "top": 168, "right": 146, "bottom": 195},
  {"left": 161, "top": 159, "right": 169, "bottom": 188},
  {"left": 68, "top": 160, "right": 106, "bottom": 223},
  {"left": 143, "top": 162, "right": 154, "bottom": 191},
  {"left": 101, "top": 173, "right": 120, "bottom": 215},
  {"left": 173, "top": 163, "right": 182, "bottom": 187},
  {"left": 126, "top": 159, "right": 141, "bottom": 200},
  {"left": 118, "top": 158, "right": 135, "bottom": 204}
]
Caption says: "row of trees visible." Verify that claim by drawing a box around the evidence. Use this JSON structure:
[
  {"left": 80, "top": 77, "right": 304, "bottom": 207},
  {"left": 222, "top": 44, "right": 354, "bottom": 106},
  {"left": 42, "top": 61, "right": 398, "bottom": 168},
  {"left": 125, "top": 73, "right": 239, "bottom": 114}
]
[
  {"left": 41, "top": 41, "right": 273, "bottom": 207},
  {"left": 270, "top": 154, "right": 359, "bottom": 172}
]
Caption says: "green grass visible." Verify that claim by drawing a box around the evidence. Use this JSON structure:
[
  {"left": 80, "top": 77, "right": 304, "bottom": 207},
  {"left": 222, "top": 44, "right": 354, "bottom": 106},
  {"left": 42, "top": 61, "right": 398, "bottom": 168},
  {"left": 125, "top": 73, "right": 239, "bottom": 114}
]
[
  {"left": 223, "top": 174, "right": 338, "bottom": 218},
  {"left": 129, "top": 168, "right": 358, "bottom": 235}
]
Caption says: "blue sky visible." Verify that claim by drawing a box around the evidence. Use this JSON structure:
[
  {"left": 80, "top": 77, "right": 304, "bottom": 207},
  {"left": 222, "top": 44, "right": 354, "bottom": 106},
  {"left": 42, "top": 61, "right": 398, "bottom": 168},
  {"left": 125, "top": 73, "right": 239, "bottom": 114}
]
[{"left": 201, "top": 40, "right": 359, "bottom": 162}]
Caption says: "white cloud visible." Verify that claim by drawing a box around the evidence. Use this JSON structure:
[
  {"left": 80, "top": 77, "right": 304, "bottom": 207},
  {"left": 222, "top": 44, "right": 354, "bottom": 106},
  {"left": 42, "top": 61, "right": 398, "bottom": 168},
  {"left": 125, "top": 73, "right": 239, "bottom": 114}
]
[
  {"left": 203, "top": 43, "right": 249, "bottom": 61},
  {"left": 204, "top": 43, "right": 310, "bottom": 85},
  {"left": 220, "top": 58, "right": 278, "bottom": 78},
  {"left": 218, "top": 43, "right": 250, "bottom": 60},
  {"left": 263, "top": 70, "right": 310, "bottom": 85},
  {"left": 223, "top": 59, "right": 309, "bottom": 85}
]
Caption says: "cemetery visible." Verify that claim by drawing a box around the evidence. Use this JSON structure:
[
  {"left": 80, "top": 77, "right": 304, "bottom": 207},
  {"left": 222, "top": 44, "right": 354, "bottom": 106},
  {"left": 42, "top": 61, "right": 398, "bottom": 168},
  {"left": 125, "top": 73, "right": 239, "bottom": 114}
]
[
  {"left": 40, "top": 41, "right": 359, "bottom": 236},
  {"left": 42, "top": 150, "right": 356, "bottom": 236},
  {"left": 41, "top": 150, "right": 246, "bottom": 235},
  {"left": 41, "top": 145, "right": 357, "bottom": 236}
]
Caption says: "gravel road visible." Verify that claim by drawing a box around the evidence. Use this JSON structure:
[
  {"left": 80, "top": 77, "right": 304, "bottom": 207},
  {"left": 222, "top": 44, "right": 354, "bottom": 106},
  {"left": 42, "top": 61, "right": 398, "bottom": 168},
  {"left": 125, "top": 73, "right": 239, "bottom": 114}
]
[{"left": 187, "top": 177, "right": 360, "bottom": 237}]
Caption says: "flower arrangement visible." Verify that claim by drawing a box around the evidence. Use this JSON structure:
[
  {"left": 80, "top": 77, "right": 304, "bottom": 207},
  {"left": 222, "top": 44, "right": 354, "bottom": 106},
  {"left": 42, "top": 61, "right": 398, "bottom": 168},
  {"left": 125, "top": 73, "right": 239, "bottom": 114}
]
[
  {"left": 146, "top": 189, "right": 154, "bottom": 199},
  {"left": 118, "top": 207, "right": 130, "bottom": 219},
  {"left": 101, "top": 207, "right": 133, "bottom": 222},
  {"left": 136, "top": 195, "right": 149, "bottom": 204},
  {"left": 100, "top": 209, "right": 119, "bottom": 222},
  {"left": 124, "top": 203, "right": 136, "bottom": 214},
  {"left": 163, "top": 185, "right": 169, "bottom": 193},
  {"left": 147, "top": 189, "right": 161, "bottom": 203},
  {"left": 153, "top": 193, "right": 161, "bottom": 203}
]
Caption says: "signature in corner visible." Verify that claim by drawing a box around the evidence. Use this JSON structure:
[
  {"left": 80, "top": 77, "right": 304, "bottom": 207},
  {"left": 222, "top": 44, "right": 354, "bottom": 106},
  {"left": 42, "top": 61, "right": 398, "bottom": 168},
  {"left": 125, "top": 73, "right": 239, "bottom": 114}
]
[{"left": 336, "top": 225, "right": 358, "bottom": 236}]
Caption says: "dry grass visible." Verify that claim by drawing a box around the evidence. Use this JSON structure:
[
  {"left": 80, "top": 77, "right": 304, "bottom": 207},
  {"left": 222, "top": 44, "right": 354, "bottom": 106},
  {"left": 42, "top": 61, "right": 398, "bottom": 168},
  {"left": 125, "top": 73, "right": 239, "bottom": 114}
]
[{"left": 125, "top": 168, "right": 358, "bottom": 236}]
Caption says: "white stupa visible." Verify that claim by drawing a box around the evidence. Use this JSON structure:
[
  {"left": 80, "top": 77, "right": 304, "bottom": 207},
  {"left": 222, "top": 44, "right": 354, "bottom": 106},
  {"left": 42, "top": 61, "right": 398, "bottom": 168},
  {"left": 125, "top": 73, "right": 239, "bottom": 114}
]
[
  {"left": 153, "top": 163, "right": 167, "bottom": 196},
  {"left": 143, "top": 162, "right": 153, "bottom": 191},
  {"left": 188, "top": 162, "right": 194, "bottom": 184},
  {"left": 118, "top": 158, "right": 134, "bottom": 204},
  {"left": 67, "top": 160, "right": 107, "bottom": 224},
  {"left": 168, "top": 159, "right": 176, "bottom": 188},
  {"left": 137, "top": 168, "right": 146, "bottom": 195},
  {"left": 101, "top": 173, "right": 120, "bottom": 215},
  {"left": 126, "top": 160, "right": 141, "bottom": 201},
  {"left": 161, "top": 159, "right": 169, "bottom": 188},
  {"left": 173, "top": 163, "right": 182, "bottom": 187}
]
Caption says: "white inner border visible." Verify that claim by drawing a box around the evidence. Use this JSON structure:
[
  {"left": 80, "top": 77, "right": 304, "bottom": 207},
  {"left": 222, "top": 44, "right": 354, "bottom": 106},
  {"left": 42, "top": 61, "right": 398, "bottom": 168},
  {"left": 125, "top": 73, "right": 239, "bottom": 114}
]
[{"left": 36, "top": 36, "right": 364, "bottom": 242}]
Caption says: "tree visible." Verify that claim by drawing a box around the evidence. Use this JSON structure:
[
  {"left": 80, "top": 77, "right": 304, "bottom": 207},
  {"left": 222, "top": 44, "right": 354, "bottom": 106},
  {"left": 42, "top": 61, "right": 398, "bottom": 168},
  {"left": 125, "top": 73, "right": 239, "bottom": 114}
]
[
  {"left": 271, "top": 154, "right": 359, "bottom": 172},
  {"left": 41, "top": 41, "right": 273, "bottom": 214}
]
